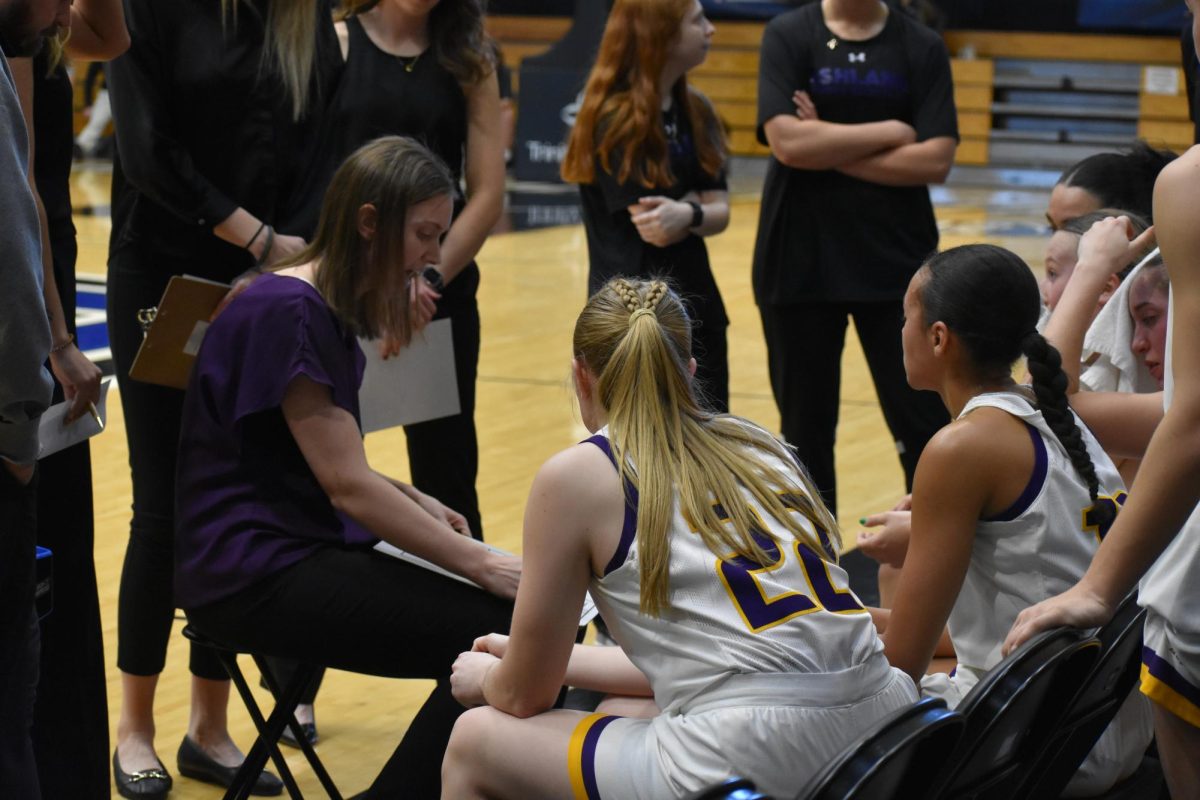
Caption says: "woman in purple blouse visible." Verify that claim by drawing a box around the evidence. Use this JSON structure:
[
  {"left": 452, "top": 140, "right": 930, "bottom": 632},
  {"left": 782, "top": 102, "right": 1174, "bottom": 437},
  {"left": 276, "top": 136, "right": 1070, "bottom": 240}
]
[{"left": 175, "top": 136, "right": 519, "bottom": 798}]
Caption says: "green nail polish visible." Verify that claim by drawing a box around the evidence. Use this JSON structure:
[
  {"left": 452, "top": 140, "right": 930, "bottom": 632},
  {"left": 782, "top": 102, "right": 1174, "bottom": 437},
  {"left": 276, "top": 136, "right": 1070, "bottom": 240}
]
[{"left": 858, "top": 517, "right": 867, "bottom": 525}]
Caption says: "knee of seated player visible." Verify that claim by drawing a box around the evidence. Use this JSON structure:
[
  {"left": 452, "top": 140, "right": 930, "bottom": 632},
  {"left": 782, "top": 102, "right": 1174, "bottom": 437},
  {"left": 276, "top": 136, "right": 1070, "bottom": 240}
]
[{"left": 442, "top": 707, "right": 494, "bottom": 793}]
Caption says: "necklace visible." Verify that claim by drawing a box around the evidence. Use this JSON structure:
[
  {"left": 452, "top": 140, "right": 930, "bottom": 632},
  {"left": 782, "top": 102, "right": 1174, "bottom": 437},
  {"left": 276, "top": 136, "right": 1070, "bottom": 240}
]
[{"left": 397, "top": 51, "right": 421, "bottom": 73}]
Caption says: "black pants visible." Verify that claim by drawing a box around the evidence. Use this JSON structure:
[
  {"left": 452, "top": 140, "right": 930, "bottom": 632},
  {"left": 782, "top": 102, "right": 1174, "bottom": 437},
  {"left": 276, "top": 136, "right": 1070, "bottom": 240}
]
[
  {"left": 759, "top": 300, "right": 948, "bottom": 515},
  {"left": 692, "top": 319, "right": 729, "bottom": 414},
  {"left": 186, "top": 547, "right": 513, "bottom": 800},
  {"left": 403, "top": 268, "right": 484, "bottom": 539},
  {"left": 32, "top": 442, "right": 110, "bottom": 799},
  {"left": 0, "top": 468, "right": 41, "bottom": 798},
  {"left": 107, "top": 261, "right": 225, "bottom": 680}
]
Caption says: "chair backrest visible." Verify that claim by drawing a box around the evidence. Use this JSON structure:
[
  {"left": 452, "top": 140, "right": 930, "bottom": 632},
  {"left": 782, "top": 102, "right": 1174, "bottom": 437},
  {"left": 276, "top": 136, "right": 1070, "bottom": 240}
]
[
  {"left": 684, "top": 777, "right": 774, "bottom": 800},
  {"left": 1012, "top": 593, "right": 1147, "bottom": 800},
  {"left": 796, "top": 696, "right": 965, "bottom": 800},
  {"left": 928, "top": 628, "right": 1100, "bottom": 800}
]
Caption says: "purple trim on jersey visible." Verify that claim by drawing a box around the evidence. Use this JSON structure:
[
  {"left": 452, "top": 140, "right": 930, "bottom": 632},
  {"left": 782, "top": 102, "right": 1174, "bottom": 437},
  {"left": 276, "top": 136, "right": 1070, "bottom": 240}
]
[
  {"left": 582, "top": 714, "right": 619, "bottom": 799},
  {"left": 582, "top": 435, "right": 639, "bottom": 575},
  {"left": 1143, "top": 645, "right": 1200, "bottom": 708},
  {"left": 983, "top": 423, "right": 1048, "bottom": 523}
]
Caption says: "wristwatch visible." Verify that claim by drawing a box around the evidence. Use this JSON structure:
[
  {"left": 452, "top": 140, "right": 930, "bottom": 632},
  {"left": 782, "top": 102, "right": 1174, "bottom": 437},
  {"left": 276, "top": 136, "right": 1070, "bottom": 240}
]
[
  {"left": 686, "top": 201, "right": 704, "bottom": 229},
  {"left": 422, "top": 266, "right": 445, "bottom": 293}
]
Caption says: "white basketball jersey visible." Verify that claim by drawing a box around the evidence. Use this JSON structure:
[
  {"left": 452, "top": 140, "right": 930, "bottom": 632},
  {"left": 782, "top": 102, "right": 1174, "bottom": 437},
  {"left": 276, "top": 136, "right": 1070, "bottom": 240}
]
[
  {"left": 1139, "top": 289, "right": 1200, "bottom": 629},
  {"left": 947, "top": 390, "right": 1126, "bottom": 682},
  {"left": 582, "top": 428, "right": 885, "bottom": 715}
]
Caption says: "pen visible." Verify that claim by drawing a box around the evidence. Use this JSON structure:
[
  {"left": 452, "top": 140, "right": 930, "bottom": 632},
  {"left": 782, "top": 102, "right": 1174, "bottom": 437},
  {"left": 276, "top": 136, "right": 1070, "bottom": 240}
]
[{"left": 87, "top": 402, "right": 104, "bottom": 431}]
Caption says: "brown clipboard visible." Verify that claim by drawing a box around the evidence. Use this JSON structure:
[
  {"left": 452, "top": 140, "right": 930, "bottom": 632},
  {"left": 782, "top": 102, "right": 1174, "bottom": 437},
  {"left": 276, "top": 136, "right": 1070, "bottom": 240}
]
[{"left": 127, "top": 275, "right": 230, "bottom": 390}]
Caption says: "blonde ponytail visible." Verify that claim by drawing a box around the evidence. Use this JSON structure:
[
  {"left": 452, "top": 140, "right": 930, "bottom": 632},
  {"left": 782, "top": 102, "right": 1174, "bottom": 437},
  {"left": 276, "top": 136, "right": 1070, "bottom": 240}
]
[{"left": 575, "top": 279, "right": 840, "bottom": 616}]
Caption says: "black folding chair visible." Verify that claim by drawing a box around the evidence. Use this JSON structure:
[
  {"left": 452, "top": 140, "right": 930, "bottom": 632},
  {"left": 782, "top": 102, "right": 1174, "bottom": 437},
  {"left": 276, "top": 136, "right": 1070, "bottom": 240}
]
[
  {"left": 683, "top": 777, "right": 774, "bottom": 800},
  {"left": 182, "top": 624, "right": 342, "bottom": 800},
  {"left": 1014, "top": 594, "right": 1156, "bottom": 800},
  {"left": 928, "top": 628, "right": 1101, "bottom": 800},
  {"left": 796, "top": 696, "right": 965, "bottom": 800}
]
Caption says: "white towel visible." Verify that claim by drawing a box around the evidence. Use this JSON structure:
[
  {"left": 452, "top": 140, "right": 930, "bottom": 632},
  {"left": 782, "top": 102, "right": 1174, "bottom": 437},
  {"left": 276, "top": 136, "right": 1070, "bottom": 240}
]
[{"left": 1078, "top": 248, "right": 1160, "bottom": 394}]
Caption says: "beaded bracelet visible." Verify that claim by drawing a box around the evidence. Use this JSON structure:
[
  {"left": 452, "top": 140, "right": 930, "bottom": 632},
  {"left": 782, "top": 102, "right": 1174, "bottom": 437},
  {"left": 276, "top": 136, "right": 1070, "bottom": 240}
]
[{"left": 49, "top": 333, "right": 75, "bottom": 354}]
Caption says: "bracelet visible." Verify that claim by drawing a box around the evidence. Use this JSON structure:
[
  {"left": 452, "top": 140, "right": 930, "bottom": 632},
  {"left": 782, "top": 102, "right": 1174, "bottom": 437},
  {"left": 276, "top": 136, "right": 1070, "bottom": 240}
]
[
  {"left": 244, "top": 221, "right": 267, "bottom": 250},
  {"left": 253, "top": 225, "right": 275, "bottom": 270},
  {"left": 49, "top": 333, "right": 75, "bottom": 355},
  {"left": 686, "top": 200, "right": 704, "bottom": 229}
]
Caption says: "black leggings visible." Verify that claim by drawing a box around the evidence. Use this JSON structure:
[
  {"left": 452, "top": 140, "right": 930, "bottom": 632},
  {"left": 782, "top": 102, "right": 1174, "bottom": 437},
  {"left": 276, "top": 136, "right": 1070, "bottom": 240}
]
[
  {"left": 107, "top": 261, "right": 225, "bottom": 680},
  {"left": 759, "top": 299, "right": 949, "bottom": 515},
  {"left": 185, "top": 547, "right": 513, "bottom": 799}
]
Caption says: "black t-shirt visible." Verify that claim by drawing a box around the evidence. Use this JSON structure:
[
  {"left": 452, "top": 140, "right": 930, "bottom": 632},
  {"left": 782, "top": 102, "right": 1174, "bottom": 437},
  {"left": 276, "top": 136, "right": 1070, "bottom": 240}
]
[
  {"left": 752, "top": 4, "right": 957, "bottom": 305},
  {"left": 578, "top": 98, "right": 729, "bottom": 330}
]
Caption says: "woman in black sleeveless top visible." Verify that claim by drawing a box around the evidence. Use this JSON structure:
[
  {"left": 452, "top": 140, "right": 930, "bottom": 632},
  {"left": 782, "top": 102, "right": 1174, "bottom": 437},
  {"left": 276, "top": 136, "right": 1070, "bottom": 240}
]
[{"left": 290, "top": 0, "right": 504, "bottom": 546}]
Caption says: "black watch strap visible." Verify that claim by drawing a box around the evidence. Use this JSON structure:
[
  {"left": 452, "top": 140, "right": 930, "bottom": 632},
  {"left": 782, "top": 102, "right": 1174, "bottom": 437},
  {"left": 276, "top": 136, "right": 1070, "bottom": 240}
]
[
  {"left": 422, "top": 266, "right": 445, "bottom": 293},
  {"left": 687, "top": 201, "right": 704, "bottom": 229}
]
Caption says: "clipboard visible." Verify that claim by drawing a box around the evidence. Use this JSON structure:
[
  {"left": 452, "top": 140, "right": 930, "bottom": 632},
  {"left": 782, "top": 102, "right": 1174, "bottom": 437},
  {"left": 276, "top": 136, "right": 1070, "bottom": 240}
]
[
  {"left": 359, "top": 318, "right": 460, "bottom": 433},
  {"left": 128, "top": 275, "right": 230, "bottom": 390}
]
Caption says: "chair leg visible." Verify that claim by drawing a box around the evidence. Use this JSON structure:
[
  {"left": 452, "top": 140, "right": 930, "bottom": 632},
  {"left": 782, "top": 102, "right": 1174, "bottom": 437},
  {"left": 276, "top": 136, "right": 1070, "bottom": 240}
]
[
  {"left": 256, "top": 656, "right": 343, "bottom": 800},
  {"left": 218, "top": 650, "right": 306, "bottom": 800}
]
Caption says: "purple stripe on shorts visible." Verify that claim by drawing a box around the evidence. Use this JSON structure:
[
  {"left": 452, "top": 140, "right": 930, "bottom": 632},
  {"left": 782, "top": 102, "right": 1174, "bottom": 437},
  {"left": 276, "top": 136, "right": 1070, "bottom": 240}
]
[
  {"left": 582, "top": 714, "right": 619, "bottom": 799},
  {"left": 1142, "top": 645, "right": 1200, "bottom": 708}
]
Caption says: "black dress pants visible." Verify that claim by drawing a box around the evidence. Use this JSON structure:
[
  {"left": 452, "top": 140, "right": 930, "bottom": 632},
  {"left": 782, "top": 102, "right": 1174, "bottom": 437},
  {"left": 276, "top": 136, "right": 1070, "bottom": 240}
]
[
  {"left": 403, "top": 268, "right": 484, "bottom": 540},
  {"left": 0, "top": 468, "right": 40, "bottom": 798},
  {"left": 185, "top": 547, "right": 514, "bottom": 800},
  {"left": 107, "top": 260, "right": 225, "bottom": 680},
  {"left": 759, "top": 299, "right": 949, "bottom": 515}
]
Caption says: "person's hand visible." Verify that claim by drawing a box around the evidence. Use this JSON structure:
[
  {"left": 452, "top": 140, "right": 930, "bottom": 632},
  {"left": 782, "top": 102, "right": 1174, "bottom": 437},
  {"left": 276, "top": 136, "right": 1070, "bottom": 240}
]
[
  {"left": 210, "top": 269, "right": 262, "bottom": 321},
  {"left": 450, "top": 650, "right": 499, "bottom": 707},
  {"left": 265, "top": 232, "right": 308, "bottom": 267},
  {"left": 1002, "top": 581, "right": 1116, "bottom": 656},
  {"left": 1076, "top": 217, "right": 1156, "bottom": 279},
  {"left": 48, "top": 343, "right": 101, "bottom": 424},
  {"left": 792, "top": 90, "right": 819, "bottom": 121},
  {"left": 472, "top": 632, "right": 511, "bottom": 659},
  {"left": 411, "top": 275, "right": 440, "bottom": 332},
  {"left": 410, "top": 488, "right": 472, "bottom": 537},
  {"left": 629, "top": 196, "right": 692, "bottom": 247},
  {"left": 856, "top": 509, "right": 912, "bottom": 567},
  {"left": 476, "top": 552, "right": 521, "bottom": 600},
  {"left": 2, "top": 460, "right": 35, "bottom": 486}
]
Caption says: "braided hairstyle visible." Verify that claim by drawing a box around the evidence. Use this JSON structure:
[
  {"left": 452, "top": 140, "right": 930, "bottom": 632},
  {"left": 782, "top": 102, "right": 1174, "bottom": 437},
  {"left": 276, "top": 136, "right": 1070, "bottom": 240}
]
[{"left": 919, "top": 244, "right": 1113, "bottom": 529}]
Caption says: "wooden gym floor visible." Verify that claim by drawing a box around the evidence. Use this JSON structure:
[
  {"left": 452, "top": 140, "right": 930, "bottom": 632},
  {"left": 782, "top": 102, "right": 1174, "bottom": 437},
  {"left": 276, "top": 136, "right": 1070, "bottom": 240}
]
[{"left": 72, "top": 162, "right": 1051, "bottom": 797}]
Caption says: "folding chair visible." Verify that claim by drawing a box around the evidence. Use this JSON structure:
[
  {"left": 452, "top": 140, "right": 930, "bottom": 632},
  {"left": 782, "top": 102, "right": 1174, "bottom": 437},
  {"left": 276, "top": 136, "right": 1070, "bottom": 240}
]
[
  {"left": 182, "top": 625, "right": 342, "bottom": 800},
  {"left": 682, "top": 777, "right": 774, "bottom": 800},
  {"left": 796, "top": 696, "right": 965, "bottom": 800},
  {"left": 928, "top": 628, "right": 1100, "bottom": 800},
  {"left": 1014, "top": 594, "right": 1158, "bottom": 800}
]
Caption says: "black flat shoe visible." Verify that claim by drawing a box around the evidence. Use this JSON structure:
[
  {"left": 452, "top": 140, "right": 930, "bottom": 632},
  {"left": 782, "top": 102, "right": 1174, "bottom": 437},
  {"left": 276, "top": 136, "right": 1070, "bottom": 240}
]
[
  {"left": 176, "top": 736, "right": 284, "bottom": 796},
  {"left": 113, "top": 749, "right": 173, "bottom": 800},
  {"left": 279, "top": 720, "right": 318, "bottom": 749}
]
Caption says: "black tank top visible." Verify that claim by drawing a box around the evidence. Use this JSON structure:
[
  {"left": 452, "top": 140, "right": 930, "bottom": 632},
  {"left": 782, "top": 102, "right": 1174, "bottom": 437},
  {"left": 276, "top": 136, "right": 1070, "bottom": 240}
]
[{"left": 288, "top": 15, "right": 469, "bottom": 238}]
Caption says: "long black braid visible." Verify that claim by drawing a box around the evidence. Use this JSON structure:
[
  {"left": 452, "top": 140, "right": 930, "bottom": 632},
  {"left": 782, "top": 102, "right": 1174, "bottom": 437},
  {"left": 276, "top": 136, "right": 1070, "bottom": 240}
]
[
  {"left": 920, "top": 244, "right": 1113, "bottom": 528},
  {"left": 1022, "top": 331, "right": 1111, "bottom": 527}
]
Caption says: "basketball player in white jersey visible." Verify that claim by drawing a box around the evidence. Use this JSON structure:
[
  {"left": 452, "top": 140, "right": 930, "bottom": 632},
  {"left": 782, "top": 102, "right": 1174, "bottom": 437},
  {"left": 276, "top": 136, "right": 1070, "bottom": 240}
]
[
  {"left": 440, "top": 278, "right": 916, "bottom": 799},
  {"left": 1007, "top": 41, "right": 1200, "bottom": 793},
  {"left": 877, "top": 244, "right": 1152, "bottom": 795}
]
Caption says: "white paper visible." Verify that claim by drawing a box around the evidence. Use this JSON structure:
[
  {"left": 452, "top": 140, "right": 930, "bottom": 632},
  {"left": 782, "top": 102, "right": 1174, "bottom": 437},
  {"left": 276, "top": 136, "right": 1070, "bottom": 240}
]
[
  {"left": 358, "top": 318, "right": 460, "bottom": 433},
  {"left": 373, "top": 539, "right": 600, "bottom": 626},
  {"left": 182, "top": 320, "right": 210, "bottom": 357},
  {"left": 1143, "top": 66, "right": 1180, "bottom": 96},
  {"left": 37, "top": 378, "right": 112, "bottom": 459}
]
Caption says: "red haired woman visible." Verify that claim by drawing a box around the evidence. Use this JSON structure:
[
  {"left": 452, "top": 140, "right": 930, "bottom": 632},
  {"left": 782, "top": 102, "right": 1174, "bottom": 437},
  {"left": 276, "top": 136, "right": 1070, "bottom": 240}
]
[{"left": 561, "top": 0, "right": 732, "bottom": 412}]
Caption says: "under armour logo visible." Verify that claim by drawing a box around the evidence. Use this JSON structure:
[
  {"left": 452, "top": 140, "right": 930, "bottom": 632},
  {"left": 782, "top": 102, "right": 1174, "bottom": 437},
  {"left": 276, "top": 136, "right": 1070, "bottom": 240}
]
[{"left": 848, "top": 52, "right": 866, "bottom": 63}]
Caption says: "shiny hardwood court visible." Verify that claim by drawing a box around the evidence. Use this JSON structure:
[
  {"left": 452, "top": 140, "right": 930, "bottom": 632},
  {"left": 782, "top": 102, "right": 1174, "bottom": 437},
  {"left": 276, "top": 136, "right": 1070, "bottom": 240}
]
[{"left": 75, "top": 164, "right": 1053, "bottom": 797}]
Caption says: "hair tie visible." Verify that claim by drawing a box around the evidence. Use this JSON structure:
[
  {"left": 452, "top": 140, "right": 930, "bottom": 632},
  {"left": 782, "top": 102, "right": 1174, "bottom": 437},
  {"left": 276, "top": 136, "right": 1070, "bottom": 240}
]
[{"left": 629, "top": 308, "right": 657, "bottom": 324}]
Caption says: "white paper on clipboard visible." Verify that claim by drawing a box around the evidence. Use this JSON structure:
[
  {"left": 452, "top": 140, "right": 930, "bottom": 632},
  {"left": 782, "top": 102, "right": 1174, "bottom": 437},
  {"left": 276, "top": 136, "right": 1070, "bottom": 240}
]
[
  {"left": 373, "top": 539, "right": 599, "bottom": 626},
  {"left": 358, "top": 318, "right": 460, "bottom": 433}
]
